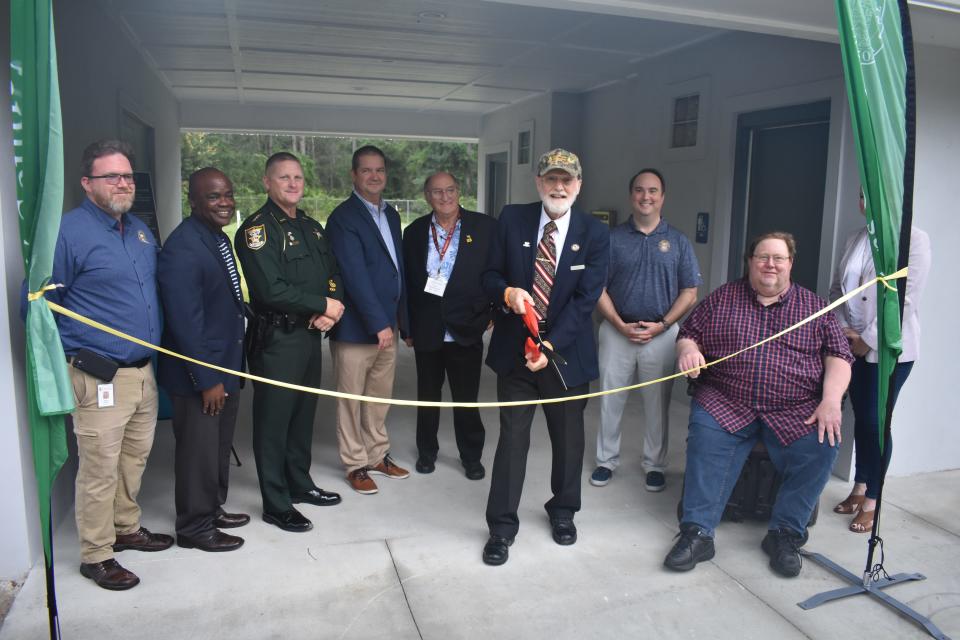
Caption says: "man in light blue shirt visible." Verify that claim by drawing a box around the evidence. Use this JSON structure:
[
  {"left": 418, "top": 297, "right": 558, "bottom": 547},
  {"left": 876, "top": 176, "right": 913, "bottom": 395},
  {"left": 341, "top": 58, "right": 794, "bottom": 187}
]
[{"left": 327, "top": 146, "right": 410, "bottom": 495}]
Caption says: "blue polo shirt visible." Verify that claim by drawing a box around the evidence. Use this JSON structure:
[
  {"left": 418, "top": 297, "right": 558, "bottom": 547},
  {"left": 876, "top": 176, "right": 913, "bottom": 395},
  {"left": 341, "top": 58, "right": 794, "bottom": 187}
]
[
  {"left": 606, "top": 218, "right": 701, "bottom": 321},
  {"left": 46, "top": 198, "right": 161, "bottom": 363}
]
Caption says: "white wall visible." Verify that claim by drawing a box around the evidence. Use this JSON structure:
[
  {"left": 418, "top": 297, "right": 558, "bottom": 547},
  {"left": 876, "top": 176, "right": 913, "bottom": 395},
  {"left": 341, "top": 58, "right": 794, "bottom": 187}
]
[
  {"left": 885, "top": 43, "right": 960, "bottom": 475},
  {"left": 578, "top": 32, "right": 847, "bottom": 291},
  {"left": 0, "top": 0, "right": 41, "bottom": 581},
  {"left": 54, "top": 0, "right": 183, "bottom": 238},
  {"left": 479, "top": 93, "right": 552, "bottom": 207}
]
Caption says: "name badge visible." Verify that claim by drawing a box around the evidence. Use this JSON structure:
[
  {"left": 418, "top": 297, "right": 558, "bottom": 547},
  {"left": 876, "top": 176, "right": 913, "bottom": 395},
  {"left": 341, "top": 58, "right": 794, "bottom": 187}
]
[
  {"left": 97, "top": 383, "right": 115, "bottom": 408},
  {"left": 570, "top": 264, "right": 585, "bottom": 271},
  {"left": 424, "top": 275, "right": 448, "bottom": 297}
]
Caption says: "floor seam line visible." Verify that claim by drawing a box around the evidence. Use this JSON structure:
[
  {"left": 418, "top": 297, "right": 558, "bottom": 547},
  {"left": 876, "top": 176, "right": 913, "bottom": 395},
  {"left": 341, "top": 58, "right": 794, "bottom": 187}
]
[
  {"left": 385, "top": 539, "right": 424, "bottom": 640},
  {"left": 712, "top": 561, "right": 814, "bottom": 639}
]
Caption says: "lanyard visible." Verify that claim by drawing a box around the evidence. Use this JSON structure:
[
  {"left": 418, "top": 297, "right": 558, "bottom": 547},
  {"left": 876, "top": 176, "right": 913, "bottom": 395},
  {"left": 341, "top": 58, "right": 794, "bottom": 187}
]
[{"left": 430, "top": 218, "right": 458, "bottom": 274}]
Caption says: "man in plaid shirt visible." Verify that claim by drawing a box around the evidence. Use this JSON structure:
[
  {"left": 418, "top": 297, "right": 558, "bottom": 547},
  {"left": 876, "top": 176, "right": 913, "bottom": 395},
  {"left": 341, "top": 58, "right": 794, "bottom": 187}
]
[{"left": 663, "top": 232, "right": 853, "bottom": 578}]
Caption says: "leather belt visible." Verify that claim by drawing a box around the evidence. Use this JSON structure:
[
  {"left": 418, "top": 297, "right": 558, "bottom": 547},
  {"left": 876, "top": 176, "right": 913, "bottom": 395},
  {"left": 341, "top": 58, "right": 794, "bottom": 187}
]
[{"left": 66, "top": 355, "right": 150, "bottom": 368}]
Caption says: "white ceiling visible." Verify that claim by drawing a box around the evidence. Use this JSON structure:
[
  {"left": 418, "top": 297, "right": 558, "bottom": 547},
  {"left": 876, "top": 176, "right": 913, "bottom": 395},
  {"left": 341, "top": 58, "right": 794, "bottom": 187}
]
[{"left": 104, "top": 0, "right": 960, "bottom": 117}]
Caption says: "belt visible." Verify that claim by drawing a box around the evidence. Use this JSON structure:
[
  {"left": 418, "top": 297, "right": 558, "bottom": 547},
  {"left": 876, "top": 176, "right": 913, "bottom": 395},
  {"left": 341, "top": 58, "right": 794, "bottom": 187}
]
[
  {"left": 620, "top": 317, "right": 658, "bottom": 325},
  {"left": 66, "top": 355, "right": 151, "bottom": 368}
]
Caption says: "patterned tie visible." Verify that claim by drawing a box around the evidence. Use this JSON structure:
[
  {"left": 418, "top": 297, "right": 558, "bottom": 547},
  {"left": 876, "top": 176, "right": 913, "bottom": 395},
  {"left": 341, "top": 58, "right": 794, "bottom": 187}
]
[
  {"left": 532, "top": 220, "right": 558, "bottom": 321},
  {"left": 217, "top": 235, "right": 243, "bottom": 303}
]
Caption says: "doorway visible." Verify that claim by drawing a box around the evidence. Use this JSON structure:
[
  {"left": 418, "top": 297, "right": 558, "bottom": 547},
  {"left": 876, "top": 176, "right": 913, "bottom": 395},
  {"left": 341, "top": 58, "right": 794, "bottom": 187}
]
[
  {"left": 485, "top": 151, "right": 509, "bottom": 218},
  {"left": 728, "top": 101, "right": 831, "bottom": 291}
]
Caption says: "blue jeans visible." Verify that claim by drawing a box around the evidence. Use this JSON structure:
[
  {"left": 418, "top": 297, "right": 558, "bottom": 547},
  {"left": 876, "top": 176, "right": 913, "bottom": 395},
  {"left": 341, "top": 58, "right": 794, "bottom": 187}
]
[
  {"left": 681, "top": 401, "right": 839, "bottom": 537},
  {"left": 849, "top": 359, "right": 913, "bottom": 499}
]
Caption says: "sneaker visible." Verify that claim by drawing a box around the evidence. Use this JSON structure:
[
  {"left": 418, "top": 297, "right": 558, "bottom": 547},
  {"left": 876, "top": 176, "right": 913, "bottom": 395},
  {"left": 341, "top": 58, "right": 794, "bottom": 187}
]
[
  {"left": 761, "top": 528, "right": 805, "bottom": 578},
  {"left": 590, "top": 466, "right": 612, "bottom": 487},
  {"left": 347, "top": 468, "right": 378, "bottom": 494},
  {"left": 645, "top": 471, "right": 666, "bottom": 492},
  {"left": 368, "top": 455, "right": 410, "bottom": 479},
  {"left": 663, "top": 523, "right": 715, "bottom": 572}
]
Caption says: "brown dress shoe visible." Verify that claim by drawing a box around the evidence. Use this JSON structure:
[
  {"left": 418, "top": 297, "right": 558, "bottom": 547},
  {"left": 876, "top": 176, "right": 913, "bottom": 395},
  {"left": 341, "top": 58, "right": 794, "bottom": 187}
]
[
  {"left": 214, "top": 511, "right": 251, "bottom": 529},
  {"left": 80, "top": 559, "right": 140, "bottom": 590},
  {"left": 113, "top": 527, "right": 174, "bottom": 552},
  {"left": 367, "top": 455, "right": 410, "bottom": 479},
  {"left": 347, "top": 468, "right": 378, "bottom": 494}
]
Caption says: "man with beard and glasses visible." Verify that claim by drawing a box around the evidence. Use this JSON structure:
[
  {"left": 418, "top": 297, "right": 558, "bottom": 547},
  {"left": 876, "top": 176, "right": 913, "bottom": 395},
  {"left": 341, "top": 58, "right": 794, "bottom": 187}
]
[
  {"left": 39, "top": 139, "right": 172, "bottom": 590},
  {"left": 480, "top": 149, "right": 609, "bottom": 566}
]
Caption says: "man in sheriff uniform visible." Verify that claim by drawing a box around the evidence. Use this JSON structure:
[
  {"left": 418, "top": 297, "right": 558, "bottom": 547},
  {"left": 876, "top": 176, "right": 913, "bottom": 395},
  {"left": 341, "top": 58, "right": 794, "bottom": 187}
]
[{"left": 235, "top": 152, "right": 345, "bottom": 533}]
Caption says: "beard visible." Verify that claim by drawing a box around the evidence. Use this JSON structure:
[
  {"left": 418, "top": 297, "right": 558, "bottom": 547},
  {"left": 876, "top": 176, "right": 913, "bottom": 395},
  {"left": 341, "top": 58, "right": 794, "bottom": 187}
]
[
  {"left": 542, "top": 195, "right": 575, "bottom": 218},
  {"left": 95, "top": 191, "right": 135, "bottom": 216}
]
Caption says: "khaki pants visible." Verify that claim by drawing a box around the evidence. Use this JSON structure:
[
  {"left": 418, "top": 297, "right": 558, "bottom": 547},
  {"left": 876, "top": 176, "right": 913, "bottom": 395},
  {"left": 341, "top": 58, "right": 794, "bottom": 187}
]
[
  {"left": 70, "top": 363, "right": 158, "bottom": 563},
  {"left": 331, "top": 341, "right": 396, "bottom": 473}
]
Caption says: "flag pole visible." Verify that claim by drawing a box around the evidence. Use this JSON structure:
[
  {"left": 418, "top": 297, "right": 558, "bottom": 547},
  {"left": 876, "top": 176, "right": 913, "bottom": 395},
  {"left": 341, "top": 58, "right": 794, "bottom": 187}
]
[{"left": 798, "top": 3, "right": 948, "bottom": 638}]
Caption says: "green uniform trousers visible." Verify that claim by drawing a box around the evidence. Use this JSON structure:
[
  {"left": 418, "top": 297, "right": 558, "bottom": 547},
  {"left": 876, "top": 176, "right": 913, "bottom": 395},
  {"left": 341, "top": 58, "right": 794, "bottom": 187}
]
[{"left": 250, "top": 325, "right": 324, "bottom": 515}]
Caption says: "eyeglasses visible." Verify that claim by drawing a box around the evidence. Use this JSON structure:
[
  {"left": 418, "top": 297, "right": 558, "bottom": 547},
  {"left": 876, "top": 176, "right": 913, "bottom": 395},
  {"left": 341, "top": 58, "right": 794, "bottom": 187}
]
[
  {"left": 752, "top": 254, "right": 791, "bottom": 265},
  {"left": 87, "top": 173, "right": 135, "bottom": 185},
  {"left": 427, "top": 186, "right": 458, "bottom": 198}
]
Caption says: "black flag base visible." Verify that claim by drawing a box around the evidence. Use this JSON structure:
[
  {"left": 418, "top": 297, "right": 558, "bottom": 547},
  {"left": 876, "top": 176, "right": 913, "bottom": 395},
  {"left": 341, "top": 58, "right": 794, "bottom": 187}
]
[{"left": 798, "top": 551, "right": 950, "bottom": 640}]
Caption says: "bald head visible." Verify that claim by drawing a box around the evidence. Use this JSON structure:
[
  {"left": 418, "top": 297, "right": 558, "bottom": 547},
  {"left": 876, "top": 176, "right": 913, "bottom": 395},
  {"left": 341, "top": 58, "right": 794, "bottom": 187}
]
[{"left": 188, "top": 167, "right": 235, "bottom": 229}]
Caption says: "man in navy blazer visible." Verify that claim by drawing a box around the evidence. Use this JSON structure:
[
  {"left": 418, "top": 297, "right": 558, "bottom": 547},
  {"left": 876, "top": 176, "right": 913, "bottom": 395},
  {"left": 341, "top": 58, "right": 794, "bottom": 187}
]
[
  {"left": 157, "top": 168, "right": 249, "bottom": 552},
  {"left": 327, "top": 145, "right": 411, "bottom": 495},
  {"left": 402, "top": 171, "right": 497, "bottom": 480},
  {"left": 481, "top": 149, "right": 609, "bottom": 566}
]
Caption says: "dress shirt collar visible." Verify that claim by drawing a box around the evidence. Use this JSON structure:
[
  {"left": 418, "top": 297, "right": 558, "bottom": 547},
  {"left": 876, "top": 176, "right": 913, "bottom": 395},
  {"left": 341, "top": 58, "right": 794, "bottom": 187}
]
[
  {"left": 538, "top": 205, "right": 571, "bottom": 237},
  {"left": 81, "top": 197, "right": 129, "bottom": 230},
  {"left": 354, "top": 190, "right": 387, "bottom": 217}
]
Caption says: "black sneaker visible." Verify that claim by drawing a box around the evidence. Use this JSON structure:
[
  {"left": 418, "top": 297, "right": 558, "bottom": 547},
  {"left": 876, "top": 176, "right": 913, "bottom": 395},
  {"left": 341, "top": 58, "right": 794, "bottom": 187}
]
[
  {"left": 761, "top": 528, "right": 805, "bottom": 578},
  {"left": 645, "top": 471, "right": 666, "bottom": 492},
  {"left": 663, "top": 523, "right": 715, "bottom": 572}
]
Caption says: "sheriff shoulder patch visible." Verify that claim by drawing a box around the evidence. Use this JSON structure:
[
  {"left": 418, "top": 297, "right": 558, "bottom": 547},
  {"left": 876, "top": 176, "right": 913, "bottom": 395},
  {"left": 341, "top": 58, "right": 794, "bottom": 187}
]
[{"left": 246, "top": 224, "right": 266, "bottom": 250}]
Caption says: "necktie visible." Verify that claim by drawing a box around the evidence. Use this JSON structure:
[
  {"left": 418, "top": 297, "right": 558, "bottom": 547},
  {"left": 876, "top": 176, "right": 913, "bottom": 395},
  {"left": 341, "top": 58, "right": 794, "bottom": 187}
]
[
  {"left": 532, "top": 220, "right": 557, "bottom": 321},
  {"left": 217, "top": 235, "right": 243, "bottom": 303}
]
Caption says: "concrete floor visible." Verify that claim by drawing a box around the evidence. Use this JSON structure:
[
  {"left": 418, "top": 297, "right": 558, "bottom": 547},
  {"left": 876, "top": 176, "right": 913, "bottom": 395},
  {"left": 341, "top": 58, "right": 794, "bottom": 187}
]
[{"left": 2, "top": 343, "right": 959, "bottom": 640}]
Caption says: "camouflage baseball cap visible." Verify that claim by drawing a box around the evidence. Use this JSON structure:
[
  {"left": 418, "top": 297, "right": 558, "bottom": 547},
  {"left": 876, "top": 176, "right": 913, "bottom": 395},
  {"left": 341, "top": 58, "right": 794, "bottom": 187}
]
[{"left": 537, "top": 148, "right": 581, "bottom": 179}]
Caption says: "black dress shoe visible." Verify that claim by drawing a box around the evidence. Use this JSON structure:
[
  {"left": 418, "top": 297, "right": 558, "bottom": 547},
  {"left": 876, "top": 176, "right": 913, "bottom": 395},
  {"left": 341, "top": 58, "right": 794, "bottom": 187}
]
[
  {"left": 177, "top": 530, "right": 245, "bottom": 552},
  {"left": 482, "top": 535, "right": 514, "bottom": 566},
  {"left": 293, "top": 488, "right": 342, "bottom": 507},
  {"left": 462, "top": 460, "right": 485, "bottom": 480},
  {"left": 664, "top": 523, "right": 715, "bottom": 571},
  {"left": 214, "top": 511, "right": 250, "bottom": 529},
  {"left": 550, "top": 517, "right": 578, "bottom": 545},
  {"left": 80, "top": 559, "right": 140, "bottom": 591},
  {"left": 415, "top": 455, "right": 436, "bottom": 474},
  {"left": 113, "top": 527, "right": 174, "bottom": 552},
  {"left": 263, "top": 509, "right": 313, "bottom": 532}
]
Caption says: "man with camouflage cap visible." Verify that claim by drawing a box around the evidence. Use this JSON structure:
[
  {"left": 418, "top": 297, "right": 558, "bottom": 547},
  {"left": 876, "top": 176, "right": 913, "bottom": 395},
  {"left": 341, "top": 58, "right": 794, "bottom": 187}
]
[{"left": 480, "top": 149, "right": 609, "bottom": 566}]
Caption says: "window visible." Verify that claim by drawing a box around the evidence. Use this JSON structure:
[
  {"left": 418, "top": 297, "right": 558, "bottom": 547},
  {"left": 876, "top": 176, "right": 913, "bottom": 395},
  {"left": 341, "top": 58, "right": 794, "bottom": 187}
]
[
  {"left": 517, "top": 129, "right": 531, "bottom": 165},
  {"left": 671, "top": 93, "right": 700, "bottom": 148}
]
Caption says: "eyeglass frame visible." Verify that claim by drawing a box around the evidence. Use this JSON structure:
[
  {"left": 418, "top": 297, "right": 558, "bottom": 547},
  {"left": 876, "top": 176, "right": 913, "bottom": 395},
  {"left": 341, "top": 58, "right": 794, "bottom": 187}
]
[
  {"left": 751, "top": 254, "right": 791, "bottom": 265},
  {"left": 86, "top": 173, "right": 135, "bottom": 185},
  {"left": 425, "top": 185, "right": 459, "bottom": 199}
]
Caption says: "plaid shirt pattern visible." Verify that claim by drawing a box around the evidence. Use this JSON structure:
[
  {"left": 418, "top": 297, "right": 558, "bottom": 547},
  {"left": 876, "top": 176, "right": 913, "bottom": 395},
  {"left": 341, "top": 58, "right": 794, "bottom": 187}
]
[{"left": 678, "top": 279, "right": 854, "bottom": 445}]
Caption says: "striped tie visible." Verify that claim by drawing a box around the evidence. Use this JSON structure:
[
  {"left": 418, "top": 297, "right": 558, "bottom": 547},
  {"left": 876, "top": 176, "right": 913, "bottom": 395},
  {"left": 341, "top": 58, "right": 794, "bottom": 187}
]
[
  {"left": 532, "top": 220, "right": 557, "bottom": 321},
  {"left": 217, "top": 235, "right": 243, "bottom": 303}
]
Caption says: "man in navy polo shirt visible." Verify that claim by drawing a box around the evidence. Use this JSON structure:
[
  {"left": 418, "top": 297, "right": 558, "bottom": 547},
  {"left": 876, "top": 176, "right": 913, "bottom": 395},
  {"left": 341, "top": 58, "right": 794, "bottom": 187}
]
[
  {"left": 44, "top": 140, "right": 172, "bottom": 590},
  {"left": 590, "top": 168, "right": 701, "bottom": 492}
]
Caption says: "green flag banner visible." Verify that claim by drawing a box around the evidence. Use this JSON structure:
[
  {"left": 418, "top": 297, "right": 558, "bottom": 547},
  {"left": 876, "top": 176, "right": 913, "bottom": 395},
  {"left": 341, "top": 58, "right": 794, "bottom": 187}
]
[
  {"left": 10, "top": 0, "right": 71, "bottom": 565},
  {"left": 835, "top": 0, "right": 915, "bottom": 450}
]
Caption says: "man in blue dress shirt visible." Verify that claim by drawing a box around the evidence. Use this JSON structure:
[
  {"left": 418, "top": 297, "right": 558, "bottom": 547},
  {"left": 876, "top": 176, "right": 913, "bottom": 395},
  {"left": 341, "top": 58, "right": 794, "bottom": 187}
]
[{"left": 45, "top": 140, "right": 172, "bottom": 590}]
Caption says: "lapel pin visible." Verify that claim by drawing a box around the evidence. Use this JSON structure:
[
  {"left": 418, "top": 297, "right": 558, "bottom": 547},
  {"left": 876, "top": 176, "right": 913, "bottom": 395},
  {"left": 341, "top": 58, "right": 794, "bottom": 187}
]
[
  {"left": 571, "top": 243, "right": 580, "bottom": 252},
  {"left": 523, "top": 241, "right": 531, "bottom": 248},
  {"left": 466, "top": 234, "right": 473, "bottom": 243}
]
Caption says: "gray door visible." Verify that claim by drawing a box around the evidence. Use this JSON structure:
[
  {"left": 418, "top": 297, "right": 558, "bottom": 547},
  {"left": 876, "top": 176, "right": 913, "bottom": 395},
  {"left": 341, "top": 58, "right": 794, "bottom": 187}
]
[
  {"left": 485, "top": 151, "right": 508, "bottom": 218},
  {"left": 728, "top": 101, "right": 830, "bottom": 291}
]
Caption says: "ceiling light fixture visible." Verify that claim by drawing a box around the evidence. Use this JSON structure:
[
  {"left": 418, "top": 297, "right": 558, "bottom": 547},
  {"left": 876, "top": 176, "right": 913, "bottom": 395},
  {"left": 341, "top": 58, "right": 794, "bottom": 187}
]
[{"left": 416, "top": 10, "right": 447, "bottom": 21}]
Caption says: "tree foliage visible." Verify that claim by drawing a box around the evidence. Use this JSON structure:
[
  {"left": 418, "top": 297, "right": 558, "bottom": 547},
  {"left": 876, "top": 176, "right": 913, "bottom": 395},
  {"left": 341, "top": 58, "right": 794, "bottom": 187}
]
[{"left": 180, "top": 132, "right": 477, "bottom": 221}]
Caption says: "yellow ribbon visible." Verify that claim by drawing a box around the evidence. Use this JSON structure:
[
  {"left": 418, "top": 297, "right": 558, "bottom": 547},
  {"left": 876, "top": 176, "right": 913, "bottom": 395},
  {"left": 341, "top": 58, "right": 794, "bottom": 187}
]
[{"left": 32, "top": 269, "right": 907, "bottom": 408}]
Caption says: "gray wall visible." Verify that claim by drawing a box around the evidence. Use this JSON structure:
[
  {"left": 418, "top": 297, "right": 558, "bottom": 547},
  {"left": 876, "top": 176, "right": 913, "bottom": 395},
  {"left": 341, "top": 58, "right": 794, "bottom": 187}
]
[{"left": 54, "top": 0, "right": 183, "bottom": 238}]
